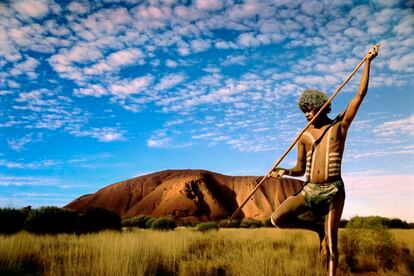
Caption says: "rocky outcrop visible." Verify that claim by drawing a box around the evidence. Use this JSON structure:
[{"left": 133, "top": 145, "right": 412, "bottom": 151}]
[{"left": 65, "top": 169, "right": 304, "bottom": 221}]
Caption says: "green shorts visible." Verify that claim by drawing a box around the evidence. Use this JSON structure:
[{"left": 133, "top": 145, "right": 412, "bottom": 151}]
[{"left": 300, "top": 179, "right": 344, "bottom": 215}]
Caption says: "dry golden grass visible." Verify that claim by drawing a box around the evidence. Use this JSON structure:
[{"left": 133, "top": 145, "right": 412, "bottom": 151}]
[
  {"left": 393, "top": 229, "right": 414, "bottom": 253},
  {"left": 0, "top": 228, "right": 412, "bottom": 275}
]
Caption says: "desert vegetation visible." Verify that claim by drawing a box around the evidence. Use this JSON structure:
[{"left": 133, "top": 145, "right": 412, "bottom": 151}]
[
  {"left": 0, "top": 227, "right": 413, "bottom": 275},
  {"left": 1, "top": 208, "right": 413, "bottom": 275},
  {"left": 0, "top": 207, "right": 121, "bottom": 235}
]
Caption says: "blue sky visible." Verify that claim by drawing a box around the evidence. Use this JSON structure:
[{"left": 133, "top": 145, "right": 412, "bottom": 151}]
[{"left": 1, "top": 0, "right": 413, "bottom": 221}]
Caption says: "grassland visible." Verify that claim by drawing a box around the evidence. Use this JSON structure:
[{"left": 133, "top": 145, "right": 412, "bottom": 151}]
[{"left": 0, "top": 228, "right": 413, "bottom": 275}]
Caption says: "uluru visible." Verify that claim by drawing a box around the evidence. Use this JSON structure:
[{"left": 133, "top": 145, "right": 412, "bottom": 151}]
[{"left": 65, "top": 169, "right": 305, "bottom": 221}]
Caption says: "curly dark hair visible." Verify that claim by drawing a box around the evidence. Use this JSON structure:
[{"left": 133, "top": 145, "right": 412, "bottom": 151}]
[{"left": 298, "top": 89, "right": 331, "bottom": 114}]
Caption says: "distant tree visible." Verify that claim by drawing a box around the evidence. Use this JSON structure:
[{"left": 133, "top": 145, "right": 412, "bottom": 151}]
[
  {"left": 151, "top": 217, "right": 177, "bottom": 231},
  {"left": 25, "top": 206, "right": 78, "bottom": 234},
  {"left": 121, "top": 215, "right": 153, "bottom": 228},
  {"left": 386, "top": 218, "right": 409, "bottom": 229},
  {"left": 77, "top": 207, "right": 121, "bottom": 233},
  {"left": 347, "top": 216, "right": 386, "bottom": 229},
  {"left": 0, "top": 208, "right": 27, "bottom": 234},
  {"left": 347, "top": 216, "right": 410, "bottom": 229},
  {"left": 339, "top": 219, "right": 349, "bottom": 228}
]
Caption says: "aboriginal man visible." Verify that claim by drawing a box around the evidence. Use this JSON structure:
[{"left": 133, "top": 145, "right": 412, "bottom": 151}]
[{"left": 269, "top": 45, "right": 379, "bottom": 276}]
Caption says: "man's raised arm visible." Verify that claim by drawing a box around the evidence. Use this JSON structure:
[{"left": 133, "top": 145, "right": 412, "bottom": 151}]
[{"left": 341, "top": 45, "right": 379, "bottom": 131}]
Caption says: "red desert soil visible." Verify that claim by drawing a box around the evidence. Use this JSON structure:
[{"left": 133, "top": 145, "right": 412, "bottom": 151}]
[{"left": 65, "top": 169, "right": 304, "bottom": 221}]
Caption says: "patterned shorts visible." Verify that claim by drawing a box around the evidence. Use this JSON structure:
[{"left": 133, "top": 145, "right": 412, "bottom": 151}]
[{"left": 300, "top": 179, "right": 344, "bottom": 215}]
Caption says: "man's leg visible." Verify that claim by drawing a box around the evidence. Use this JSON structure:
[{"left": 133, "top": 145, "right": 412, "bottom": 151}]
[
  {"left": 324, "top": 189, "right": 345, "bottom": 276},
  {"left": 271, "top": 193, "right": 323, "bottom": 235}
]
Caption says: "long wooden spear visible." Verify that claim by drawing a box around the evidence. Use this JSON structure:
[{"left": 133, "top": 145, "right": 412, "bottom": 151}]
[{"left": 226, "top": 44, "right": 380, "bottom": 227}]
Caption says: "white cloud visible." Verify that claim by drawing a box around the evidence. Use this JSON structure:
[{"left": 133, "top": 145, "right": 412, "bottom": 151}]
[
  {"left": 344, "top": 27, "right": 365, "bottom": 38},
  {"left": 374, "top": 115, "right": 414, "bottom": 137},
  {"left": 75, "top": 84, "right": 107, "bottom": 97},
  {"left": 165, "top": 59, "right": 178, "bottom": 68},
  {"left": 84, "top": 48, "right": 145, "bottom": 75},
  {"left": 0, "top": 159, "right": 60, "bottom": 169},
  {"left": 12, "top": 0, "right": 49, "bottom": 19},
  {"left": 194, "top": 0, "right": 223, "bottom": 11},
  {"left": 174, "top": 5, "right": 202, "bottom": 21},
  {"left": 13, "top": 192, "right": 62, "bottom": 197},
  {"left": 67, "top": 1, "right": 89, "bottom": 14},
  {"left": 228, "top": 2, "right": 260, "bottom": 20},
  {"left": 100, "top": 132, "right": 124, "bottom": 142},
  {"left": 67, "top": 126, "right": 126, "bottom": 142},
  {"left": 10, "top": 56, "right": 40, "bottom": 78},
  {"left": 300, "top": 1, "right": 324, "bottom": 16},
  {"left": 7, "top": 133, "right": 43, "bottom": 151},
  {"left": 146, "top": 129, "right": 171, "bottom": 148},
  {"left": 107, "top": 48, "right": 144, "bottom": 67},
  {"left": 388, "top": 52, "right": 414, "bottom": 72},
  {"left": 237, "top": 33, "right": 261, "bottom": 48},
  {"left": 349, "top": 145, "right": 414, "bottom": 159},
  {"left": 190, "top": 39, "right": 211, "bottom": 52},
  {"left": 393, "top": 13, "right": 414, "bottom": 36},
  {"left": 155, "top": 73, "right": 186, "bottom": 91},
  {"left": 109, "top": 75, "right": 153, "bottom": 96},
  {"left": 147, "top": 136, "right": 172, "bottom": 148},
  {"left": 0, "top": 174, "right": 59, "bottom": 186},
  {"left": 215, "top": 40, "right": 239, "bottom": 49},
  {"left": 64, "top": 45, "right": 103, "bottom": 64},
  {"left": 222, "top": 55, "right": 247, "bottom": 66},
  {"left": 294, "top": 74, "right": 339, "bottom": 87}
]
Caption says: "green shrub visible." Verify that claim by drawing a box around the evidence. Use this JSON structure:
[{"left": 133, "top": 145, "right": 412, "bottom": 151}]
[
  {"left": 218, "top": 219, "right": 240, "bottom": 228},
  {"left": 347, "top": 216, "right": 385, "bottom": 229},
  {"left": 151, "top": 217, "right": 177, "bottom": 231},
  {"left": 196, "top": 222, "right": 219, "bottom": 232},
  {"left": 146, "top": 217, "right": 157, "bottom": 228},
  {"left": 25, "top": 206, "right": 78, "bottom": 234},
  {"left": 263, "top": 217, "right": 273, "bottom": 227},
  {"left": 186, "top": 220, "right": 200, "bottom": 227},
  {"left": 386, "top": 218, "right": 409, "bottom": 229},
  {"left": 339, "top": 219, "right": 348, "bottom": 228},
  {"left": 240, "top": 219, "right": 262, "bottom": 228},
  {"left": 339, "top": 217, "right": 401, "bottom": 273},
  {"left": 346, "top": 216, "right": 410, "bottom": 229},
  {"left": 0, "top": 208, "right": 27, "bottom": 234},
  {"left": 77, "top": 207, "right": 121, "bottom": 233},
  {"left": 121, "top": 215, "right": 153, "bottom": 228}
]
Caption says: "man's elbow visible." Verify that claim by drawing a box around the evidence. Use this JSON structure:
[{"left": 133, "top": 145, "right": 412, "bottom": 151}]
[{"left": 357, "top": 88, "right": 368, "bottom": 98}]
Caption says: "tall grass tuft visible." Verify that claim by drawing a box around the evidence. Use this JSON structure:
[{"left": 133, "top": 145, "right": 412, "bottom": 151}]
[
  {"left": 339, "top": 218, "right": 413, "bottom": 274},
  {"left": 195, "top": 222, "right": 219, "bottom": 232}
]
